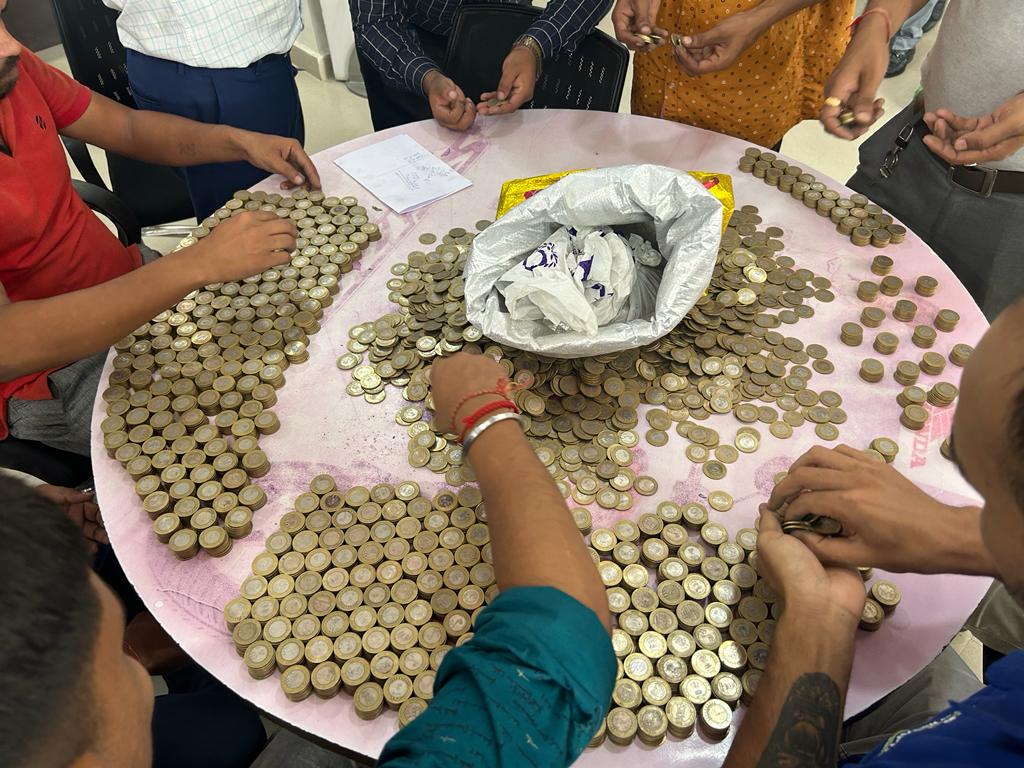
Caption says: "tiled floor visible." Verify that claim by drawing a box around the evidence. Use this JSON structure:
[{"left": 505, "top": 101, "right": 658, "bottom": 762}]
[{"left": 36, "top": 6, "right": 985, "bottom": 688}]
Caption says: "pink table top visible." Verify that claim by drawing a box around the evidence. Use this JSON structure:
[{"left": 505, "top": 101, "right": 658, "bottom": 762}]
[{"left": 92, "top": 110, "right": 992, "bottom": 766}]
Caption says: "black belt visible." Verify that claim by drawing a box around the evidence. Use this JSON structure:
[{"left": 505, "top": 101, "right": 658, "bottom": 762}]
[{"left": 881, "top": 118, "right": 1024, "bottom": 197}]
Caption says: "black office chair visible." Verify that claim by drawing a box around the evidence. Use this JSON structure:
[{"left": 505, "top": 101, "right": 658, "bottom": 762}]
[
  {"left": 443, "top": 3, "right": 628, "bottom": 113},
  {"left": 49, "top": 0, "right": 195, "bottom": 236},
  {"left": 0, "top": 181, "right": 139, "bottom": 487}
]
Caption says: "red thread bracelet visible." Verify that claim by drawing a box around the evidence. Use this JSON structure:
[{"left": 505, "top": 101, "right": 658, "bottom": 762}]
[
  {"left": 447, "top": 377, "right": 519, "bottom": 431},
  {"left": 849, "top": 8, "right": 892, "bottom": 41},
  {"left": 459, "top": 399, "right": 519, "bottom": 443}
]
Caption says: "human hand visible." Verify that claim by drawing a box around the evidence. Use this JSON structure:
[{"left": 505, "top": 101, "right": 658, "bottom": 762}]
[
  {"left": 429, "top": 352, "right": 511, "bottom": 435},
  {"left": 233, "top": 130, "right": 321, "bottom": 191},
  {"left": 765, "top": 445, "right": 990, "bottom": 575},
  {"left": 186, "top": 211, "right": 297, "bottom": 284},
  {"left": 423, "top": 70, "right": 476, "bottom": 131},
  {"left": 820, "top": 16, "right": 888, "bottom": 139},
  {"left": 923, "top": 92, "right": 1024, "bottom": 165},
  {"left": 38, "top": 484, "right": 107, "bottom": 552},
  {"left": 478, "top": 46, "right": 537, "bottom": 116},
  {"left": 756, "top": 509, "right": 866, "bottom": 624},
  {"left": 611, "top": 0, "right": 668, "bottom": 52},
  {"left": 672, "top": 11, "right": 763, "bottom": 76}
]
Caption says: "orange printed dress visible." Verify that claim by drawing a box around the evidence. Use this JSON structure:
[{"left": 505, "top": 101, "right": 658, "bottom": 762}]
[{"left": 632, "top": 0, "right": 856, "bottom": 148}]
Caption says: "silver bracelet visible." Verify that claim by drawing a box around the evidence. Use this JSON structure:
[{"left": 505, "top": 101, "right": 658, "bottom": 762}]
[{"left": 462, "top": 411, "right": 523, "bottom": 457}]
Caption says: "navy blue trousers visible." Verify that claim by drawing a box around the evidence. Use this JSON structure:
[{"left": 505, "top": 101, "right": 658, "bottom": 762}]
[{"left": 125, "top": 50, "right": 305, "bottom": 221}]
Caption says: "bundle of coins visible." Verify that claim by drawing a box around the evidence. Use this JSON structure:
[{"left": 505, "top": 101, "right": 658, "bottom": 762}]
[
  {"left": 339, "top": 208, "right": 848, "bottom": 499},
  {"left": 586, "top": 496, "right": 901, "bottom": 748},
  {"left": 738, "top": 150, "right": 906, "bottom": 248},
  {"left": 228, "top": 476, "right": 494, "bottom": 727},
  {"left": 101, "top": 190, "right": 375, "bottom": 558}
]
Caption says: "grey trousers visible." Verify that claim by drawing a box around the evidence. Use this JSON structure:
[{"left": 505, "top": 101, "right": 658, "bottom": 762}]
[
  {"left": 7, "top": 349, "right": 107, "bottom": 456},
  {"left": 5, "top": 243, "right": 163, "bottom": 456},
  {"left": 848, "top": 102, "right": 1024, "bottom": 320},
  {"left": 839, "top": 644, "right": 983, "bottom": 759}
]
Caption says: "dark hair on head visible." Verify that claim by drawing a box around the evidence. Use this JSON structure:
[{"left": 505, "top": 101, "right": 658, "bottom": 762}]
[{"left": 0, "top": 475, "right": 101, "bottom": 767}]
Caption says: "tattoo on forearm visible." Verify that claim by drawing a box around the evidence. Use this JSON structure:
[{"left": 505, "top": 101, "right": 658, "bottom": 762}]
[
  {"left": 756, "top": 672, "right": 841, "bottom": 768},
  {"left": 178, "top": 141, "right": 198, "bottom": 159}
]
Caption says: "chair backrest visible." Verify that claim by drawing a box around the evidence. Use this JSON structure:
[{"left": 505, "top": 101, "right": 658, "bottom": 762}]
[
  {"left": 49, "top": 0, "right": 135, "bottom": 105},
  {"left": 49, "top": 0, "right": 196, "bottom": 226},
  {"left": 443, "top": 3, "right": 628, "bottom": 113}
]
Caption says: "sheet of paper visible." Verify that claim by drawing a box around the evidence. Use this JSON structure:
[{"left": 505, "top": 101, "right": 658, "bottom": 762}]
[{"left": 333, "top": 134, "right": 472, "bottom": 214}]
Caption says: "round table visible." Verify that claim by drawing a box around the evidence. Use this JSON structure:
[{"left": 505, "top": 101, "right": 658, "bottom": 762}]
[{"left": 93, "top": 110, "right": 993, "bottom": 766}]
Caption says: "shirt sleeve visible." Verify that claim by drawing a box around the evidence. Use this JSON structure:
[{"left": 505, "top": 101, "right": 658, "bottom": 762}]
[
  {"left": 348, "top": 0, "right": 440, "bottom": 95},
  {"left": 525, "top": 0, "right": 608, "bottom": 59},
  {"left": 378, "top": 586, "right": 616, "bottom": 768},
  {"left": 17, "top": 49, "right": 92, "bottom": 130}
]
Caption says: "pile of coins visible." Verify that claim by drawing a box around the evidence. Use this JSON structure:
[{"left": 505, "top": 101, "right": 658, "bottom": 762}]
[
  {"left": 585, "top": 497, "right": 901, "bottom": 747},
  {"left": 101, "top": 190, "right": 375, "bottom": 558},
  {"left": 339, "top": 207, "right": 848, "bottom": 496},
  {"left": 228, "top": 476, "right": 494, "bottom": 724},
  {"left": 232, "top": 477, "right": 904, "bottom": 748},
  {"left": 738, "top": 149, "right": 906, "bottom": 248}
]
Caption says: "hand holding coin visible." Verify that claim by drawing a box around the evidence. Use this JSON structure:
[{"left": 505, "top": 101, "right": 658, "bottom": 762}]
[
  {"left": 671, "top": 11, "right": 763, "bottom": 77},
  {"left": 423, "top": 70, "right": 476, "bottom": 131},
  {"left": 820, "top": 13, "right": 889, "bottom": 139},
  {"left": 755, "top": 509, "right": 866, "bottom": 623},
  {"left": 429, "top": 352, "right": 511, "bottom": 435},
  {"left": 478, "top": 45, "right": 537, "bottom": 116},
  {"left": 765, "top": 445, "right": 995, "bottom": 576},
  {"left": 611, "top": 0, "right": 669, "bottom": 51}
]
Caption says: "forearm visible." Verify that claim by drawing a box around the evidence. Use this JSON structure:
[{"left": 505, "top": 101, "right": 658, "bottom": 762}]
[
  {"left": 467, "top": 420, "right": 610, "bottom": 630},
  {"left": 863, "top": 0, "right": 932, "bottom": 30},
  {"left": 726, "top": 603, "right": 858, "bottom": 768},
  {"left": 120, "top": 110, "right": 246, "bottom": 167},
  {"left": 0, "top": 248, "right": 207, "bottom": 381},
  {"left": 919, "top": 505, "right": 1000, "bottom": 577},
  {"left": 528, "top": 0, "right": 607, "bottom": 58}
]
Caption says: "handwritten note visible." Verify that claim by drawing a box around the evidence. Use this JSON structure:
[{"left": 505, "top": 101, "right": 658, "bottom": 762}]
[{"left": 333, "top": 134, "right": 472, "bottom": 214}]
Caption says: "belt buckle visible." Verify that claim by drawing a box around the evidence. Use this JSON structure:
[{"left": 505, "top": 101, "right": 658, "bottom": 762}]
[{"left": 948, "top": 163, "right": 998, "bottom": 198}]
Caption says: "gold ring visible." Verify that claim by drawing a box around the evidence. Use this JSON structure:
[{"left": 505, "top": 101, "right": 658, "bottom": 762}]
[{"left": 824, "top": 96, "right": 843, "bottom": 108}]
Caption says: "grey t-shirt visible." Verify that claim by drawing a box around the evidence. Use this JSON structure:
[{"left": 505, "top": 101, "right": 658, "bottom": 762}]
[{"left": 922, "top": 0, "right": 1024, "bottom": 171}]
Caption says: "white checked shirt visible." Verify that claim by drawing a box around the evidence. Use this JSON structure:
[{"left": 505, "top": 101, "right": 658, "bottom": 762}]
[{"left": 102, "top": 0, "right": 303, "bottom": 69}]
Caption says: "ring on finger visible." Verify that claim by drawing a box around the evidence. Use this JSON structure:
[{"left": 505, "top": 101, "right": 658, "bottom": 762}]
[{"left": 824, "top": 96, "right": 843, "bottom": 108}]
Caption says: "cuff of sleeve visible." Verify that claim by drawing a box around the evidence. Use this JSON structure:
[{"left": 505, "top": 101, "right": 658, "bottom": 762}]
[
  {"left": 55, "top": 86, "right": 93, "bottom": 131},
  {"left": 408, "top": 58, "right": 441, "bottom": 96},
  {"left": 524, "top": 23, "right": 558, "bottom": 59}
]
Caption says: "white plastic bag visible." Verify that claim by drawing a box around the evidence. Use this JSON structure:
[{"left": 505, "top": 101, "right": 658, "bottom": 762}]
[
  {"left": 496, "top": 225, "right": 638, "bottom": 336},
  {"left": 465, "top": 164, "right": 723, "bottom": 358}
]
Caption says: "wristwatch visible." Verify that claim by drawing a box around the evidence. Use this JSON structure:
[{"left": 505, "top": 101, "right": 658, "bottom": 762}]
[{"left": 513, "top": 34, "right": 543, "bottom": 78}]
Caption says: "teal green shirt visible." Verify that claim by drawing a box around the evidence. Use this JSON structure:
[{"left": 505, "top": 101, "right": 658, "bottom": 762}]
[{"left": 379, "top": 586, "right": 616, "bottom": 767}]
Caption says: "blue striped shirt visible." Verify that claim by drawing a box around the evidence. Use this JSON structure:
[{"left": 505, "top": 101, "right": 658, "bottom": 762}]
[{"left": 349, "top": 0, "right": 607, "bottom": 95}]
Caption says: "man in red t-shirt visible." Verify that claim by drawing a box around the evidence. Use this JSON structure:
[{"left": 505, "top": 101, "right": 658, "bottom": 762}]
[{"left": 0, "top": 1, "right": 323, "bottom": 456}]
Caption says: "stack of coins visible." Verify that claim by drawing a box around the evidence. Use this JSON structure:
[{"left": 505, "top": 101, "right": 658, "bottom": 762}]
[
  {"left": 737, "top": 151, "right": 905, "bottom": 248},
  {"left": 949, "top": 344, "right": 973, "bottom": 367},
  {"left": 857, "top": 281, "right": 879, "bottom": 302},
  {"left": 892, "top": 300, "right": 917, "bottom": 322},
  {"left": 859, "top": 359, "right": 885, "bottom": 383},
  {"left": 873, "top": 332, "right": 899, "bottom": 355},
  {"left": 893, "top": 361, "right": 920, "bottom": 386},
  {"left": 934, "top": 309, "right": 960, "bottom": 332},
  {"left": 339, "top": 210, "right": 850, "bottom": 506},
  {"left": 919, "top": 352, "right": 946, "bottom": 376},
  {"left": 927, "top": 382, "right": 959, "bottom": 407},
  {"left": 900, "top": 405, "right": 929, "bottom": 431},
  {"left": 879, "top": 276, "right": 903, "bottom": 297},
  {"left": 870, "top": 255, "right": 893, "bottom": 276},
  {"left": 914, "top": 275, "right": 938, "bottom": 297},
  {"left": 101, "top": 190, "right": 376, "bottom": 557},
  {"left": 870, "top": 437, "right": 899, "bottom": 463},
  {"left": 912, "top": 325, "right": 937, "bottom": 349},
  {"left": 841, "top": 323, "right": 864, "bottom": 346},
  {"left": 897, "top": 386, "right": 927, "bottom": 409},
  {"left": 860, "top": 307, "right": 886, "bottom": 328}
]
